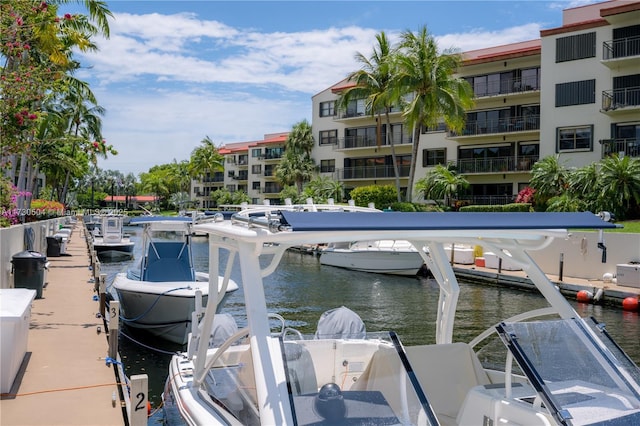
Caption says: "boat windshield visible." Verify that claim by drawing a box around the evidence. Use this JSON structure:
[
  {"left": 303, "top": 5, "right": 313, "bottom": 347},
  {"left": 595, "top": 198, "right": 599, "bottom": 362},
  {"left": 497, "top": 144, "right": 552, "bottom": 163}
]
[
  {"left": 497, "top": 319, "right": 640, "bottom": 425},
  {"left": 282, "top": 331, "right": 438, "bottom": 426}
]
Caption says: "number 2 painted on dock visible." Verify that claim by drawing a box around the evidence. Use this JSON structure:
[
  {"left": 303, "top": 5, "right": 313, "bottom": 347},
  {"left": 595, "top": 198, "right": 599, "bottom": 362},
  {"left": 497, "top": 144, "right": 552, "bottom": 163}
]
[{"left": 134, "top": 392, "right": 146, "bottom": 411}]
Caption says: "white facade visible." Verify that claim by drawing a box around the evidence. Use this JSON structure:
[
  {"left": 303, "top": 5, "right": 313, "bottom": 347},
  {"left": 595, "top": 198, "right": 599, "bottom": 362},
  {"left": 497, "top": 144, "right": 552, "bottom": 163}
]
[{"left": 194, "top": 0, "right": 639, "bottom": 207}]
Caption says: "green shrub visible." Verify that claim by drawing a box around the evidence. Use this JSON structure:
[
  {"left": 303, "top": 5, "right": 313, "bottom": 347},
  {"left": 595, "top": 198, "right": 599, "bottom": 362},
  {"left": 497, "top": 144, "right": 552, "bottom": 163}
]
[
  {"left": 389, "top": 202, "right": 417, "bottom": 212},
  {"left": 349, "top": 185, "right": 398, "bottom": 209}
]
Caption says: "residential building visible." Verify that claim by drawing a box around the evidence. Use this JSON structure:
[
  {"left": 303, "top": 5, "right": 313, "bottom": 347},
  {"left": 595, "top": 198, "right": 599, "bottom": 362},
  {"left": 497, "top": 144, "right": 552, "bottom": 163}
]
[
  {"left": 191, "top": 132, "right": 288, "bottom": 208},
  {"left": 312, "top": 0, "right": 639, "bottom": 205},
  {"left": 193, "top": 0, "right": 639, "bottom": 207},
  {"left": 540, "top": 0, "right": 640, "bottom": 168}
]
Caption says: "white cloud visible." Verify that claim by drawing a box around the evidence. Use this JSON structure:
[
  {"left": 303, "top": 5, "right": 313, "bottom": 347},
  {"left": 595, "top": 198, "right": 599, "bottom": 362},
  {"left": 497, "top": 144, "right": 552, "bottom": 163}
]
[{"left": 76, "top": 12, "right": 543, "bottom": 174}]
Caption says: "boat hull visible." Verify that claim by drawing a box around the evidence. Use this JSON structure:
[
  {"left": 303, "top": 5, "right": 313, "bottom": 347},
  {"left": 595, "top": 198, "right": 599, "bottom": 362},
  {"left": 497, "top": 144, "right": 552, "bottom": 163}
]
[
  {"left": 113, "top": 274, "right": 238, "bottom": 345},
  {"left": 320, "top": 249, "right": 424, "bottom": 276}
]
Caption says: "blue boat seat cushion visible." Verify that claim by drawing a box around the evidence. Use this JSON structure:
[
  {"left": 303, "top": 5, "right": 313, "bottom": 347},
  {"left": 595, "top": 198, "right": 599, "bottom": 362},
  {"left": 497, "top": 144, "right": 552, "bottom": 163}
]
[{"left": 143, "top": 241, "right": 194, "bottom": 282}]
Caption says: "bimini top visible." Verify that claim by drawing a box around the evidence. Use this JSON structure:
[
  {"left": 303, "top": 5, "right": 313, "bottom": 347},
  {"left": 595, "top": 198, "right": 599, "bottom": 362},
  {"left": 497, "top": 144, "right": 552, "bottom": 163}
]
[{"left": 276, "top": 211, "right": 619, "bottom": 232}]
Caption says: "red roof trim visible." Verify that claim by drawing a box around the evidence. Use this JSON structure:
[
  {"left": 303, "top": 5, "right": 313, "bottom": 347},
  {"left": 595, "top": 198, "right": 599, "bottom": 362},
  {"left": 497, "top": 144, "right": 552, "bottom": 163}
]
[
  {"left": 600, "top": 1, "right": 640, "bottom": 17},
  {"left": 540, "top": 19, "right": 608, "bottom": 37}
]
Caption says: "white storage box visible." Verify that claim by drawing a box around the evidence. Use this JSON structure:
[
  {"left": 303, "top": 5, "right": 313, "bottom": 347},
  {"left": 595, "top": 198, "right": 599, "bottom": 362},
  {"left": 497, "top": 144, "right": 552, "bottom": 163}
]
[
  {"left": 444, "top": 246, "right": 475, "bottom": 264},
  {"left": 616, "top": 264, "right": 640, "bottom": 288},
  {"left": 0, "top": 288, "right": 36, "bottom": 393},
  {"left": 484, "top": 252, "right": 522, "bottom": 271}
]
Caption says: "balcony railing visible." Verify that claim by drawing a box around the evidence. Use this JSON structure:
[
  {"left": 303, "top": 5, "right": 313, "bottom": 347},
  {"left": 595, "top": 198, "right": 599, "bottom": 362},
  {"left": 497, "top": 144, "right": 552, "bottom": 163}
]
[
  {"left": 603, "top": 36, "right": 640, "bottom": 60},
  {"left": 260, "top": 152, "right": 284, "bottom": 160},
  {"left": 456, "top": 195, "right": 515, "bottom": 206},
  {"left": 261, "top": 185, "right": 283, "bottom": 194},
  {"left": 602, "top": 87, "right": 640, "bottom": 111},
  {"left": 450, "top": 115, "right": 540, "bottom": 137},
  {"left": 337, "top": 134, "right": 413, "bottom": 150},
  {"left": 600, "top": 138, "right": 640, "bottom": 158},
  {"left": 471, "top": 75, "right": 540, "bottom": 98},
  {"left": 335, "top": 105, "right": 404, "bottom": 120},
  {"left": 339, "top": 165, "right": 410, "bottom": 180},
  {"left": 232, "top": 173, "right": 248, "bottom": 181},
  {"left": 456, "top": 155, "right": 538, "bottom": 174}
]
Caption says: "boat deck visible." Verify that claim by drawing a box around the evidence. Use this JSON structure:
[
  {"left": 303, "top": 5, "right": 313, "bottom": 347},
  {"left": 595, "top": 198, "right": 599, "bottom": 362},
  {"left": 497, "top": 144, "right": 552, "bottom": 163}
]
[{"left": 0, "top": 223, "right": 126, "bottom": 425}]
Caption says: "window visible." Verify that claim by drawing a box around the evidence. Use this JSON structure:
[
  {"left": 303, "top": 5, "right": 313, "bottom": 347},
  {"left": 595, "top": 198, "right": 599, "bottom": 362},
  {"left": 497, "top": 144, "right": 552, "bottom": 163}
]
[
  {"left": 251, "top": 165, "right": 262, "bottom": 174},
  {"left": 557, "top": 125, "right": 593, "bottom": 152},
  {"left": 252, "top": 181, "right": 261, "bottom": 190},
  {"left": 556, "top": 32, "right": 596, "bottom": 62},
  {"left": 252, "top": 148, "right": 261, "bottom": 157},
  {"left": 319, "top": 130, "right": 338, "bottom": 145},
  {"left": 521, "top": 68, "right": 540, "bottom": 90},
  {"left": 319, "top": 101, "right": 335, "bottom": 117},
  {"left": 226, "top": 184, "right": 236, "bottom": 192},
  {"left": 238, "top": 155, "right": 248, "bottom": 165},
  {"left": 422, "top": 148, "right": 447, "bottom": 167},
  {"left": 320, "top": 159, "right": 335, "bottom": 173},
  {"left": 555, "top": 80, "right": 595, "bottom": 107}
]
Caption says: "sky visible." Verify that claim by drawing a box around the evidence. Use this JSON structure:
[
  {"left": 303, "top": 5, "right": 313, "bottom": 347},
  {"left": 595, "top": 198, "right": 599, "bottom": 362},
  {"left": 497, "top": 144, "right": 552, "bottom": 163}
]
[{"left": 64, "top": 0, "right": 601, "bottom": 176}]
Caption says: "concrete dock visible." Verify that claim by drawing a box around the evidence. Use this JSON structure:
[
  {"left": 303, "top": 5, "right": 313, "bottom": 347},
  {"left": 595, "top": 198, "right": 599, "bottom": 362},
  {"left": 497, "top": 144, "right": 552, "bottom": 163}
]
[
  {"left": 453, "top": 262, "right": 640, "bottom": 308},
  {"left": 0, "top": 222, "right": 126, "bottom": 426}
]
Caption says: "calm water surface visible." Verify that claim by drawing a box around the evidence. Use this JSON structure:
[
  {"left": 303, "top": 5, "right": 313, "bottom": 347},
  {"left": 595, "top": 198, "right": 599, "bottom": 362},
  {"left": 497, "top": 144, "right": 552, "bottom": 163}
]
[{"left": 103, "top": 226, "right": 640, "bottom": 409}]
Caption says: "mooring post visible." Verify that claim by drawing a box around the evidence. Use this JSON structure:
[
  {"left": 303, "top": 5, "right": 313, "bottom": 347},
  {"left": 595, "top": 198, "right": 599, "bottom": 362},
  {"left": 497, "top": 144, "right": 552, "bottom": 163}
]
[
  {"left": 108, "top": 300, "right": 119, "bottom": 359},
  {"left": 129, "top": 374, "right": 149, "bottom": 426},
  {"left": 559, "top": 253, "right": 564, "bottom": 281},
  {"left": 99, "top": 273, "right": 107, "bottom": 317}
]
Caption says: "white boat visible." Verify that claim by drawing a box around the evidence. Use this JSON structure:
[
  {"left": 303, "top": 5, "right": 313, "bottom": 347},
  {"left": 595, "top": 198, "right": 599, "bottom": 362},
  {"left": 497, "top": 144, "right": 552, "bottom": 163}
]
[
  {"left": 112, "top": 216, "right": 238, "bottom": 345},
  {"left": 320, "top": 239, "right": 426, "bottom": 276},
  {"left": 91, "top": 215, "right": 135, "bottom": 261},
  {"left": 163, "top": 206, "right": 640, "bottom": 426}
]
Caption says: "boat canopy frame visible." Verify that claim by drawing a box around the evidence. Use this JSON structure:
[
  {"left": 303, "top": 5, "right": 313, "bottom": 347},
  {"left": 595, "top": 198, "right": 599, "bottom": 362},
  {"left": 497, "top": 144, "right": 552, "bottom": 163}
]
[{"left": 189, "top": 207, "right": 619, "bottom": 425}]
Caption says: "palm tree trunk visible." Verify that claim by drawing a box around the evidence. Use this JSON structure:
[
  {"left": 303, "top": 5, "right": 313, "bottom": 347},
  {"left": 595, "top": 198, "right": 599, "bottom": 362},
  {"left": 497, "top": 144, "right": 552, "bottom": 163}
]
[
  {"left": 406, "top": 124, "right": 421, "bottom": 202},
  {"left": 16, "top": 153, "right": 28, "bottom": 210},
  {"left": 384, "top": 110, "right": 401, "bottom": 202}
]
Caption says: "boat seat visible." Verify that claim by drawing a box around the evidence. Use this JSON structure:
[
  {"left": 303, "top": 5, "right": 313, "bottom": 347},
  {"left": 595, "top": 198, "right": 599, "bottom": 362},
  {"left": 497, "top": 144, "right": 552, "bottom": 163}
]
[
  {"left": 405, "top": 343, "right": 491, "bottom": 425},
  {"left": 143, "top": 241, "right": 194, "bottom": 282},
  {"left": 314, "top": 306, "right": 366, "bottom": 339},
  {"left": 284, "top": 342, "right": 318, "bottom": 395}
]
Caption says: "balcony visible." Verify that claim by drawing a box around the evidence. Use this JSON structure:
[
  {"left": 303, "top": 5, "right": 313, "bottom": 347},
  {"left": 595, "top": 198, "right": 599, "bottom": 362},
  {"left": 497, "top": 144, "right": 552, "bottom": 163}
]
[
  {"left": 261, "top": 185, "right": 283, "bottom": 194},
  {"left": 471, "top": 76, "right": 540, "bottom": 99},
  {"left": 260, "top": 152, "right": 284, "bottom": 162},
  {"left": 232, "top": 172, "right": 248, "bottom": 181},
  {"left": 456, "top": 195, "right": 515, "bottom": 206},
  {"left": 602, "top": 36, "right": 640, "bottom": 68},
  {"left": 334, "top": 105, "right": 403, "bottom": 121},
  {"left": 338, "top": 165, "right": 410, "bottom": 180},
  {"left": 449, "top": 115, "right": 540, "bottom": 140},
  {"left": 601, "top": 87, "right": 640, "bottom": 114},
  {"left": 336, "top": 134, "right": 413, "bottom": 150},
  {"left": 456, "top": 155, "right": 538, "bottom": 175},
  {"left": 600, "top": 138, "right": 640, "bottom": 158}
]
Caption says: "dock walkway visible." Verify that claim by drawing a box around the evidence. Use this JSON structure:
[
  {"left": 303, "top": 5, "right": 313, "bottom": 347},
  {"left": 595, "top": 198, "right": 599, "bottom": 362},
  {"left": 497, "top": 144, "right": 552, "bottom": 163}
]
[{"left": 1, "top": 222, "right": 126, "bottom": 426}]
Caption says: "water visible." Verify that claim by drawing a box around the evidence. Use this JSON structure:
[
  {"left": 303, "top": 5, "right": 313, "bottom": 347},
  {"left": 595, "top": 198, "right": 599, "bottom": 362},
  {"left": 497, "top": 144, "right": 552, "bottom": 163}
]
[{"left": 101, "top": 226, "right": 640, "bottom": 410}]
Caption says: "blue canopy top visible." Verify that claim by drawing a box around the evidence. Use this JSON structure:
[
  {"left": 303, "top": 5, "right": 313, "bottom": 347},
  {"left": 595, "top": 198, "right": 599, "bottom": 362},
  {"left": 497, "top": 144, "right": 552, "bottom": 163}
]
[{"left": 277, "top": 211, "right": 619, "bottom": 232}]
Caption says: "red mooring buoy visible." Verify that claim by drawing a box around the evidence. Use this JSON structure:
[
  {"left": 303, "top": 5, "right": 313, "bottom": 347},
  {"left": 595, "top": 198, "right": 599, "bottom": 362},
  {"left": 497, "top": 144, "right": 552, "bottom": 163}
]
[
  {"left": 576, "top": 290, "right": 593, "bottom": 303},
  {"left": 622, "top": 297, "right": 639, "bottom": 312}
]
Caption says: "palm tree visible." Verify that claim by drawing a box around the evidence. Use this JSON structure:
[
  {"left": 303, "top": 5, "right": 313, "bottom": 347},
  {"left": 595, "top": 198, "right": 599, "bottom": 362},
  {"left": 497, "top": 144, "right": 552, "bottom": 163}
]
[
  {"left": 189, "top": 136, "right": 224, "bottom": 179},
  {"left": 567, "top": 162, "right": 599, "bottom": 212},
  {"left": 529, "top": 155, "right": 569, "bottom": 202},
  {"left": 415, "top": 163, "right": 469, "bottom": 208},
  {"left": 1, "top": 0, "right": 112, "bottom": 206},
  {"left": 598, "top": 155, "right": 640, "bottom": 220},
  {"left": 302, "top": 176, "right": 345, "bottom": 203},
  {"left": 275, "top": 120, "right": 316, "bottom": 193},
  {"left": 395, "top": 26, "right": 474, "bottom": 202},
  {"left": 338, "top": 32, "right": 403, "bottom": 201},
  {"left": 55, "top": 79, "right": 105, "bottom": 203}
]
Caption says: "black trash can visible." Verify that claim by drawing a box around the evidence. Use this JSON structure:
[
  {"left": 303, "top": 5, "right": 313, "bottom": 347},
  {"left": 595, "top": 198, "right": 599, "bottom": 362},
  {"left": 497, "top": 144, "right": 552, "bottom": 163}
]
[
  {"left": 11, "top": 250, "right": 47, "bottom": 299},
  {"left": 46, "top": 236, "right": 62, "bottom": 257}
]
